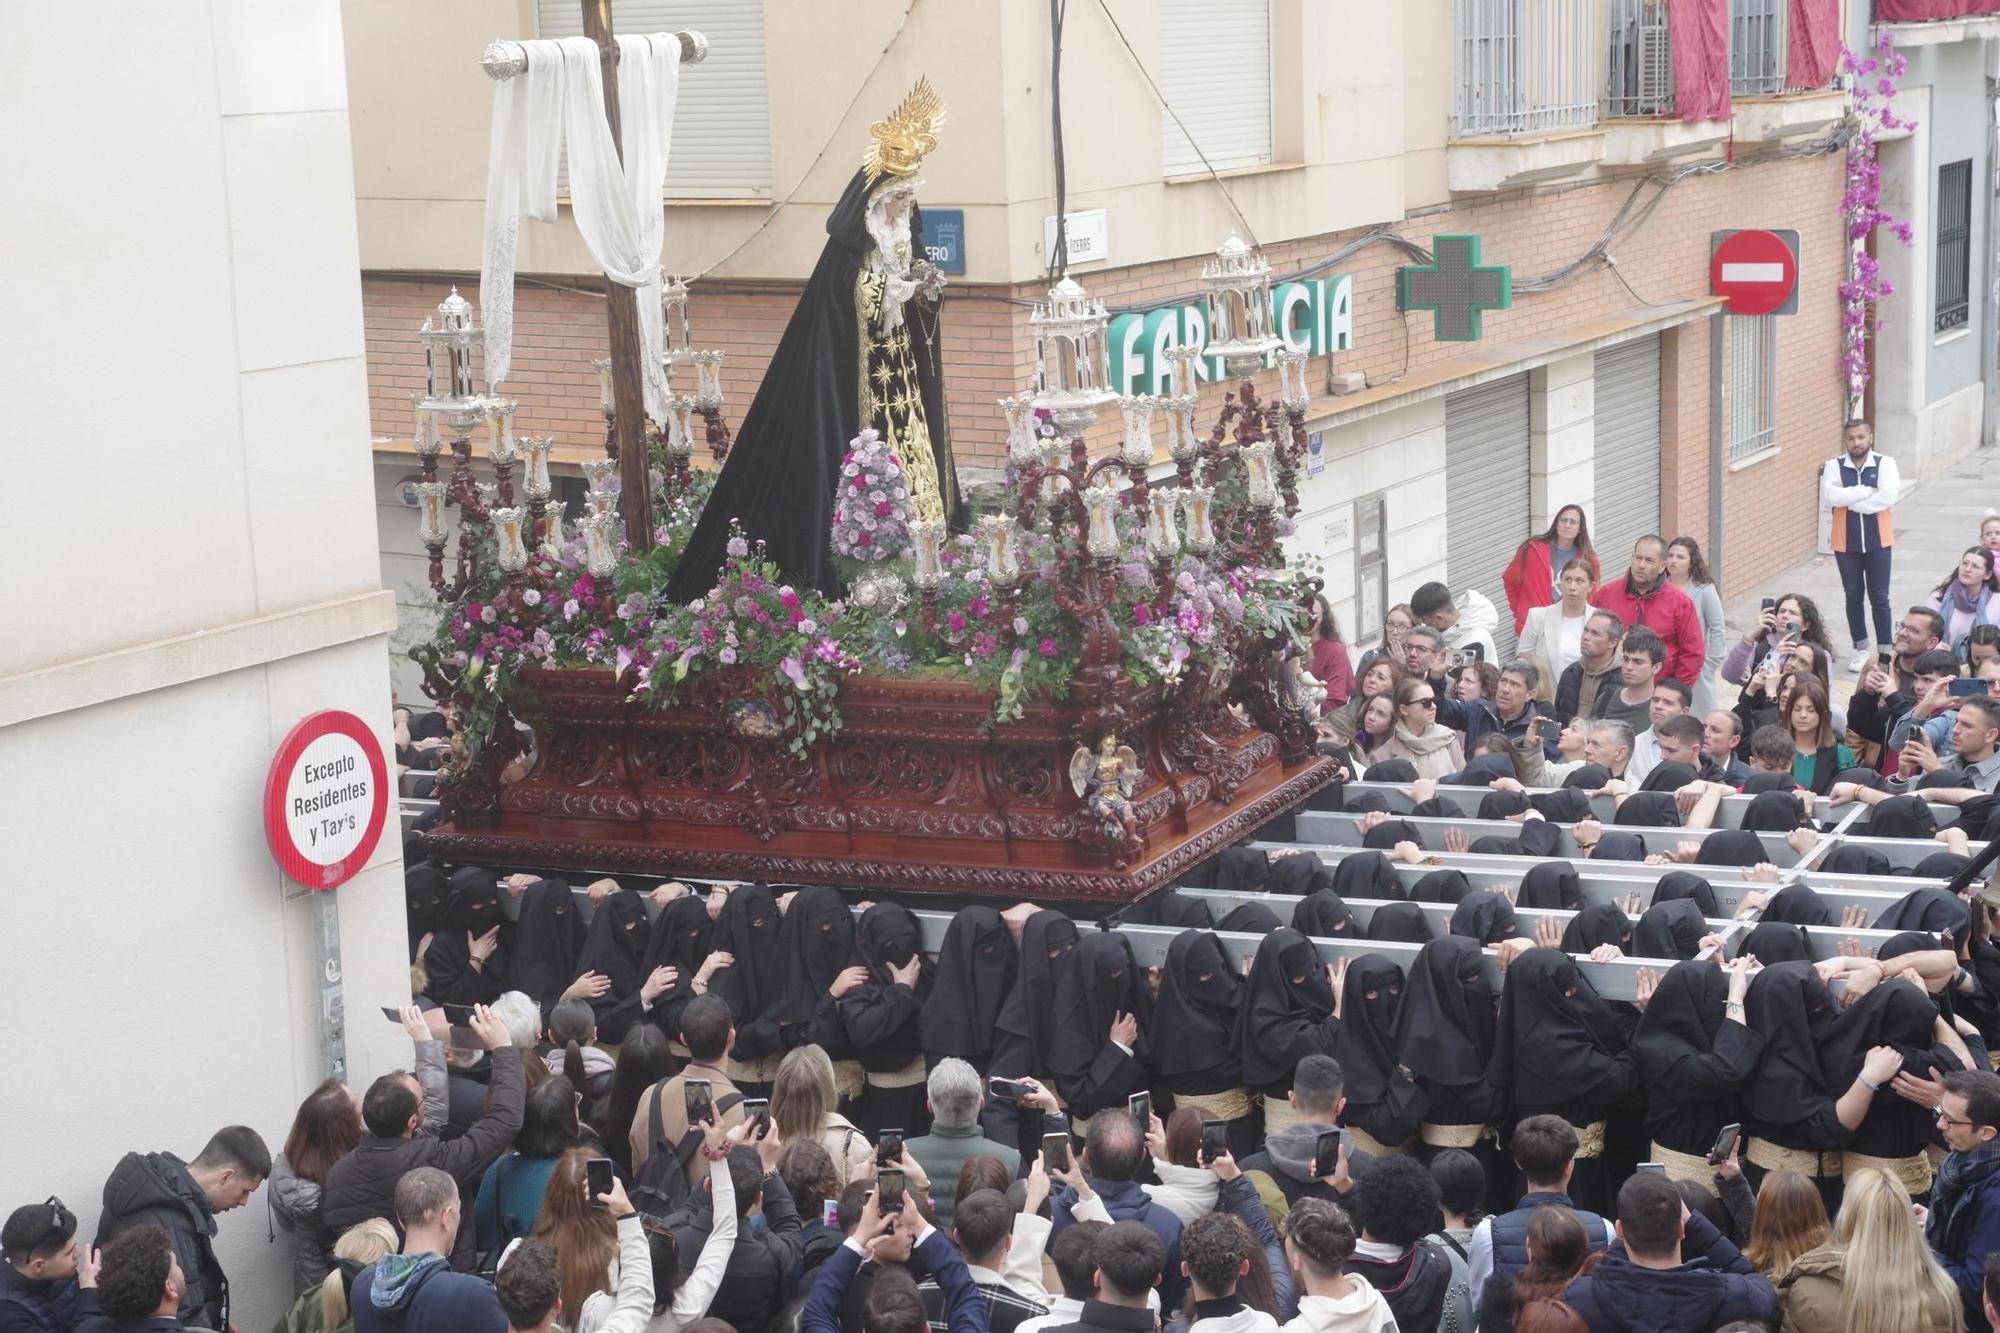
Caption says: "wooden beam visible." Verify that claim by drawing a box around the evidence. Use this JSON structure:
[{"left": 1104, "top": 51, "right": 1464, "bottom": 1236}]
[{"left": 582, "top": 0, "right": 656, "bottom": 552}]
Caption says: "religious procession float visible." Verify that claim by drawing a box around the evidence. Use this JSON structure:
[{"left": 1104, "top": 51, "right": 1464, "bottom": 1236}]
[{"left": 414, "top": 32, "right": 1337, "bottom": 902}]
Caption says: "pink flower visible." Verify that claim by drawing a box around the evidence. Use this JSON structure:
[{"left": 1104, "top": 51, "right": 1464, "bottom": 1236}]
[
  {"left": 948, "top": 611, "right": 967, "bottom": 634},
  {"left": 1134, "top": 603, "right": 1152, "bottom": 627},
  {"left": 972, "top": 633, "right": 999, "bottom": 658},
  {"left": 1039, "top": 638, "right": 1058, "bottom": 658},
  {"left": 857, "top": 531, "right": 872, "bottom": 546},
  {"left": 781, "top": 656, "right": 810, "bottom": 690},
  {"left": 875, "top": 502, "right": 893, "bottom": 517}
]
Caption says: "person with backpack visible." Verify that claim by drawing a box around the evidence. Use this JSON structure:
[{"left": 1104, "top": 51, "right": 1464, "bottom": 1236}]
[{"left": 628, "top": 997, "right": 747, "bottom": 1191}]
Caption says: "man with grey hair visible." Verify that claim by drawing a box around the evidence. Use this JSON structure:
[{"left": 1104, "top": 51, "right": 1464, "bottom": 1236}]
[
  {"left": 350, "top": 1167, "right": 508, "bottom": 1332},
  {"left": 906, "top": 1059, "right": 1054, "bottom": 1226},
  {"left": 488, "top": 990, "right": 543, "bottom": 1050},
  {"left": 1586, "top": 719, "right": 1636, "bottom": 780}
]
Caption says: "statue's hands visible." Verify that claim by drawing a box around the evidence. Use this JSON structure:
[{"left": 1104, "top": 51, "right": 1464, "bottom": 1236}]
[{"left": 910, "top": 258, "right": 946, "bottom": 301}]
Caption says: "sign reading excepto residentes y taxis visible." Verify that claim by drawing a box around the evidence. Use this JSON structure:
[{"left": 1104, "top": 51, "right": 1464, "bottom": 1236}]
[{"left": 263, "top": 710, "right": 390, "bottom": 890}]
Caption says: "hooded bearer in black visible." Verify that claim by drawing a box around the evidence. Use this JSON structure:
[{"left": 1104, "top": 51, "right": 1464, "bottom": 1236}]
[
  {"left": 641, "top": 893, "right": 712, "bottom": 1051},
  {"left": 1339, "top": 953, "right": 1427, "bottom": 1154},
  {"left": 1234, "top": 927, "right": 1347, "bottom": 1127},
  {"left": 1739, "top": 961, "right": 1849, "bottom": 1205},
  {"left": 1393, "top": 936, "right": 1504, "bottom": 1206},
  {"left": 1486, "top": 947, "right": 1638, "bottom": 1213},
  {"left": 707, "top": 883, "right": 787, "bottom": 1092},
  {"left": 1046, "top": 931, "right": 1150, "bottom": 1127},
  {"left": 1151, "top": 930, "right": 1254, "bottom": 1152},
  {"left": 919, "top": 905, "right": 1016, "bottom": 1069},
  {"left": 769, "top": 885, "right": 858, "bottom": 1061},
  {"left": 1820, "top": 976, "right": 1971, "bottom": 1197},
  {"left": 424, "top": 867, "right": 508, "bottom": 1006},
  {"left": 1630, "top": 959, "right": 1762, "bottom": 1182},
  {"left": 509, "top": 878, "right": 582, "bottom": 1015},
  {"left": 841, "top": 902, "right": 934, "bottom": 1136},
  {"left": 575, "top": 886, "right": 655, "bottom": 1043}
]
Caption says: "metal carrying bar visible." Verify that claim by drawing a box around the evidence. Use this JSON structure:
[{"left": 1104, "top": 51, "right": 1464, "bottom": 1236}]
[
  {"left": 480, "top": 31, "right": 709, "bottom": 80},
  {"left": 1179, "top": 886, "right": 1918, "bottom": 962},
  {"left": 1338, "top": 781, "right": 1953, "bottom": 832},
  {"left": 1293, "top": 810, "right": 1979, "bottom": 871},
  {"left": 1232, "top": 844, "right": 1917, "bottom": 920}
]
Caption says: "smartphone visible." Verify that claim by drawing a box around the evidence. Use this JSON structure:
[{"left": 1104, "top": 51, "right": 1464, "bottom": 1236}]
[
  {"left": 875, "top": 1167, "right": 905, "bottom": 1214},
  {"left": 1708, "top": 1122, "right": 1742, "bottom": 1166},
  {"left": 1637, "top": 1162, "right": 1667, "bottom": 1176},
  {"left": 1530, "top": 716, "right": 1561, "bottom": 743},
  {"left": 1761, "top": 597, "right": 1777, "bottom": 613},
  {"left": 988, "top": 1077, "right": 1031, "bottom": 1104},
  {"left": 684, "top": 1079, "right": 713, "bottom": 1127},
  {"left": 1311, "top": 1129, "right": 1344, "bottom": 1180},
  {"left": 1128, "top": 1092, "right": 1152, "bottom": 1129},
  {"left": 442, "top": 1003, "right": 475, "bottom": 1025},
  {"left": 585, "top": 1156, "right": 614, "bottom": 1207},
  {"left": 1465, "top": 642, "right": 1485, "bottom": 663},
  {"left": 741, "top": 1097, "right": 772, "bottom": 1139},
  {"left": 448, "top": 1025, "right": 484, "bottom": 1052},
  {"left": 1878, "top": 649, "right": 1894, "bottom": 669},
  {"left": 1950, "top": 677, "right": 1987, "bottom": 698},
  {"left": 822, "top": 1198, "right": 841, "bottom": 1228},
  {"left": 876, "top": 1129, "right": 904, "bottom": 1169},
  {"left": 1042, "top": 1132, "right": 1071, "bottom": 1172},
  {"left": 1199, "top": 1121, "right": 1229, "bottom": 1166},
  {"left": 380, "top": 1006, "right": 405, "bottom": 1023}
]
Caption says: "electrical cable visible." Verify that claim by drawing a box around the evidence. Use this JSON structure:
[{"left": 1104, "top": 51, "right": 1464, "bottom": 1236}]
[
  {"left": 690, "top": 0, "right": 922, "bottom": 282},
  {"left": 1050, "top": 0, "right": 1070, "bottom": 278},
  {"left": 1090, "top": 0, "right": 1260, "bottom": 247}
]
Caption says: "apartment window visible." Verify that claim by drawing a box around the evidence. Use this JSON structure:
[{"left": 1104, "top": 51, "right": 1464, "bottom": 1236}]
[
  {"left": 535, "top": 0, "right": 771, "bottom": 196},
  {"left": 1724, "top": 314, "right": 1777, "bottom": 463},
  {"left": 1937, "top": 158, "right": 1973, "bottom": 334},
  {"left": 1160, "top": 0, "right": 1273, "bottom": 175}
]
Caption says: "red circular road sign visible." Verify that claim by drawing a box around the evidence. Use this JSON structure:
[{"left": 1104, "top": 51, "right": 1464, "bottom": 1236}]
[
  {"left": 1711, "top": 229, "right": 1797, "bottom": 316},
  {"left": 263, "top": 710, "right": 390, "bottom": 890}
]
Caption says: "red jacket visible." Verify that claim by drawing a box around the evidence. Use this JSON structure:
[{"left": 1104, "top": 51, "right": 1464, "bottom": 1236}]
[
  {"left": 1593, "top": 572, "right": 1707, "bottom": 686},
  {"left": 1502, "top": 539, "right": 1600, "bottom": 635}
]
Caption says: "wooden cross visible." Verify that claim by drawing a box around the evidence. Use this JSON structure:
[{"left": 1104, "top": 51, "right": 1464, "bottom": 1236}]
[
  {"left": 580, "top": 0, "right": 655, "bottom": 552},
  {"left": 484, "top": 3, "right": 706, "bottom": 554}
]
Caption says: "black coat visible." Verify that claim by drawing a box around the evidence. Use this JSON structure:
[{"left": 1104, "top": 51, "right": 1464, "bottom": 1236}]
[
  {"left": 319, "top": 1047, "right": 527, "bottom": 1271},
  {"left": 93, "top": 1153, "right": 226, "bottom": 1331},
  {"left": 667, "top": 1172, "right": 809, "bottom": 1333}
]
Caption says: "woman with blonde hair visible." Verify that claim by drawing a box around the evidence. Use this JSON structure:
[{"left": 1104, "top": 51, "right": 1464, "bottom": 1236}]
[
  {"left": 273, "top": 1217, "right": 398, "bottom": 1333},
  {"left": 770, "top": 1043, "right": 873, "bottom": 1185},
  {"left": 1777, "top": 1166, "right": 1963, "bottom": 1333},
  {"left": 1739, "top": 1169, "right": 1829, "bottom": 1281}
]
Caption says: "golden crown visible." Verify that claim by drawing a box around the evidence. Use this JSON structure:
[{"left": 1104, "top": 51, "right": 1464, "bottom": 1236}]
[{"left": 864, "top": 78, "right": 945, "bottom": 180}]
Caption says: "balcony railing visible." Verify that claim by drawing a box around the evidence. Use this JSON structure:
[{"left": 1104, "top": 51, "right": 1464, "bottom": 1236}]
[
  {"left": 1455, "top": 0, "right": 1603, "bottom": 136},
  {"left": 1730, "top": 0, "right": 1787, "bottom": 95},
  {"left": 1606, "top": 0, "right": 1675, "bottom": 116}
]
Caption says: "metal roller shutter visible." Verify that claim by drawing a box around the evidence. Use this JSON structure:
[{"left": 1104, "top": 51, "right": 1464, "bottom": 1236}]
[
  {"left": 1445, "top": 374, "right": 1531, "bottom": 660},
  {"left": 1590, "top": 335, "right": 1662, "bottom": 576},
  {"left": 1160, "top": 0, "right": 1273, "bottom": 175},
  {"left": 536, "top": 0, "right": 772, "bottom": 196}
]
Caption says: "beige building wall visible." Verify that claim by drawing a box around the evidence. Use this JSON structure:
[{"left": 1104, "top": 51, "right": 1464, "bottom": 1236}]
[
  {"left": 1, "top": 7, "right": 407, "bottom": 1330},
  {"left": 341, "top": 0, "right": 1430, "bottom": 283}
]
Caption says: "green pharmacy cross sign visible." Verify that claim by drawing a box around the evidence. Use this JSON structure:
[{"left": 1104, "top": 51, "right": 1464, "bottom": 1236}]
[{"left": 1398, "top": 234, "right": 1513, "bottom": 342}]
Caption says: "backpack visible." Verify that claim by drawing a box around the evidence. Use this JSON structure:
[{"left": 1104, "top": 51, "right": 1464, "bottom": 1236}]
[{"left": 630, "top": 1080, "right": 744, "bottom": 1219}]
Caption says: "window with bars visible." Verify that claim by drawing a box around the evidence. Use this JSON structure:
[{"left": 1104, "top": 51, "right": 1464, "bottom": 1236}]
[
  {"left": 1725, "top": 314, "right": 1777, "bottom": 463},
  {"left": 1937, "top": 159, "right": 1972, "bottom": 334}
]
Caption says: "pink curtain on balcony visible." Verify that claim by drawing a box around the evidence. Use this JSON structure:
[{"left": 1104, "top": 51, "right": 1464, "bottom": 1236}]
[
  {"left": 1670, "top": 0, "right": 1732, "bottom": 122},
  {"left": 1789, "top": 0, "right": 1842, "bottom": 88},
  {"left": 1875, "top": 0, "right": 2000, "bottom": 18}
]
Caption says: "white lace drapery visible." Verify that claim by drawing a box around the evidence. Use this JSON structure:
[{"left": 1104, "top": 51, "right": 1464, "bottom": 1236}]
[{"left": 481, "top": 34, "right": 680, "bottom": 422}]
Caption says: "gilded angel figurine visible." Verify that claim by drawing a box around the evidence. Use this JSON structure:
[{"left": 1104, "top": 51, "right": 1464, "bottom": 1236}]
[{"left": 1070, "top": 733, "right": 1142, "bottom": 849}]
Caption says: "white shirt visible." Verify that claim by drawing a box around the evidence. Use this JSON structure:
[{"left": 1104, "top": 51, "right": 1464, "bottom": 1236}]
[
  {"left": 1627, "top": 729, "right": 1660, "bottom": 787},
  {"left": 1558, "top": 611, "right": 1588, "bottom": 679}
]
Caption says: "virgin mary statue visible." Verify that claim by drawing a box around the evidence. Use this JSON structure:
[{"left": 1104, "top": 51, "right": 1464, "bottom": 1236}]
[{"left": 667, "top": 79, "right": 965, "bottom": 601}]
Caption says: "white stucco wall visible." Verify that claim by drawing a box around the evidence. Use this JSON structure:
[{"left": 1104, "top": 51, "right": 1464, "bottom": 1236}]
[{"left": 0, "top": 7, "right": 409, "bottom": 1329}]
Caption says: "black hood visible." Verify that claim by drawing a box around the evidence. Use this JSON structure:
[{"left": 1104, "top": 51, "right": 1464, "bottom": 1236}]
[
  {"left": 1151, "top": 930, "right": 1240, "bottom": 1079},
  {"left": 1630, "top": 898, "right": 1708, "bottom": 960},
  {"left": 1486, "top": 947, "right": 1628, "bottom": 1105},
  {"left": 1652, "top": 871, "right": 1719, "bottom": 918},
  {"left": 1048, "top": 931, "right": 1149, "bottom": 1075},
  {"left": 709, "top": 883, "right": 785, "bottom": 1023},
  {"left": 994, "top": 910, "right": 1080, "bottom": 1078},
  {"left": 1517, "top": 862, "right": 1582, "bottom": 910},
  {"left": 1395, "top": 935, "right": 1495, "bottom": 1085},
  {"left": 510, "top": 879, "right": 583, "bottom": 1008},
  {"left": 578, "top": 887, "right": 651, "bottom": 997},
  {"left": 1449, "top": 893, "right": 1518, "bottom": 945},
  {"left": 1366, "top": 901, "right": 1433, "bottom": 943},
  {"left": 1559, "top": 902, "right": 1631, "bottom": 954},
  {"left": 921, "top": 906, "right": 1017, "bottom": 1064},
  {"left": 771, "top": 886, "right": 857, "bottom": 1025}
]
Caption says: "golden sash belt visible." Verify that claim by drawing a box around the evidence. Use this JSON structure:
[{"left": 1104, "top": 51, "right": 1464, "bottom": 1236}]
[
  {"left": 831, "top": 1059, "right": 866, "bottom": 1101},
  {"left": 1745, "top": 1138, "right": 1843, "bottom": 1179},
  {"left": 864, "top": 1057, "right": 929, "bottom": 1089},
  {"left": 1572, "top": 1121, "right": 1607, "bottom": 1160},
  {"left": 1347, "top": 1126, "right": 1412, "bottom": 1158},
  {"left": 1175, "top": 1088, "right": 1254, "bottom": 1122},
  {"left": 1419, "top": 1123, "right": 1488, "bottom": 1149},
  {"left": 1842, "top": 1151, "right": 1934, "bottom": 1196},
  {"left": 1649, "top": 1141, "right": 1719, "bottom": 1186}
]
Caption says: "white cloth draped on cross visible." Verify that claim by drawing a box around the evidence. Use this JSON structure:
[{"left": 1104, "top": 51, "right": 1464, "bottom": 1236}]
[{"left": 481, "top": 34, "right": 680, "bottom": 422}]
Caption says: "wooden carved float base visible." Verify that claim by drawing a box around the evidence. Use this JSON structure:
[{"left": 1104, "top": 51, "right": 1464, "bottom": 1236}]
[{"left": 420, "top": 667, "right": 1337, "bottom": 904}]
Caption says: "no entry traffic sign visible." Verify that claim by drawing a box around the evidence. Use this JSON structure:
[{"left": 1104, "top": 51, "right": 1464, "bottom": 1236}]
[
  {"left": 1710, "top": 229, "right": 1801, "bottom": 316},
  {"left": 263, "top": 710, "right": 390, "bottom": 890}
]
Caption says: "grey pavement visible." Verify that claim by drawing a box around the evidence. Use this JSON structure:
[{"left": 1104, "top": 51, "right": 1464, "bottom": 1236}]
[{"left": 1717, "top": 442, "right": 1998, "bottom": 707}]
